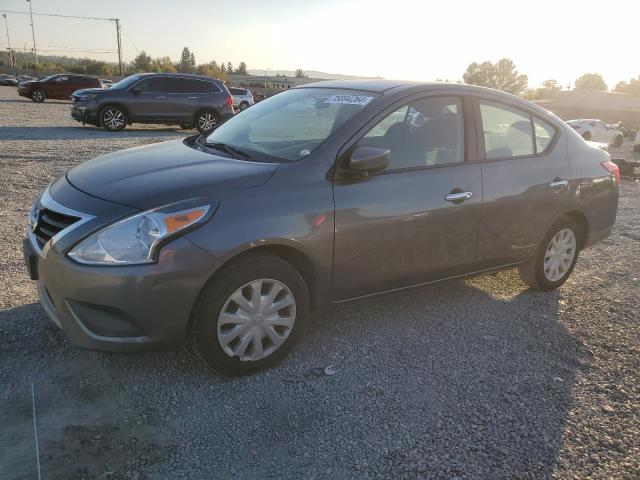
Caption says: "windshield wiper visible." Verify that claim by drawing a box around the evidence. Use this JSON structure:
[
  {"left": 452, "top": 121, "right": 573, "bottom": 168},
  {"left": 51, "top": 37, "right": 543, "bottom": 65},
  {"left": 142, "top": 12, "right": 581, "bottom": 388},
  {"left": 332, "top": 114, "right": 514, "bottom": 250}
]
[{"left": 204, "top": 141, "right": 251, "bottom": 160}]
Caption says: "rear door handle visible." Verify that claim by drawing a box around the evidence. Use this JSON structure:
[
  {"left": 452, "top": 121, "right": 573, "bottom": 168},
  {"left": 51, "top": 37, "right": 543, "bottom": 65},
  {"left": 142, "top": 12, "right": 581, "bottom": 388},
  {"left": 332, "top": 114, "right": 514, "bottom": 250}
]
[
  {"left": 549, "top": 179, "right": 569, "bottom": 188},
  {"left": 156, "top": 96, "right": 166, "bottom": 99},
  {"left": 445, "top": 191, "right": 473, "bottom": 202},
  {"left": 187, "top": 96, "right": 198, "bottom": 99}
]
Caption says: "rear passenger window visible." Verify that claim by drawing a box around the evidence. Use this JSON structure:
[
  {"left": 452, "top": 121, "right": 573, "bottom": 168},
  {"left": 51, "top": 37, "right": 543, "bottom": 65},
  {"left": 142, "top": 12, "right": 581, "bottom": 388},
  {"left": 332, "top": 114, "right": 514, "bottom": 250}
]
[
  {"left": 533, "top": 117, "right": 556, "bottom": 153},
  {"left": 136, "top": 77, "right": 166, "bottom": 92},
  {"left": 359, "top": 96, "right": 464, "bottom": 170},
  {"left": 480, "top": 102, "right": 533, "bottom": 159}
]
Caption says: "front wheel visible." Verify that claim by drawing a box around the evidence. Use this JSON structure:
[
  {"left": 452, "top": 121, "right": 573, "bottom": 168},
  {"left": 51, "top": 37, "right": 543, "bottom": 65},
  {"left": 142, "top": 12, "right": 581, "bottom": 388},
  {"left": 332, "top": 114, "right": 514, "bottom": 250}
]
[
  {"left": 190, "top": 253, "right": 309, "bottom": 375},
  {"left": 100, "top": 105, "right": 127, "bottom": 131},
  {"left": 196, "top": 110, "right": 219, "bottom": 133},
  {"left": 518, "top": 217, "right": 580, "bottom": 291},
  {"left": 31, "top": 89, "right": 45, "bottom": 102}
]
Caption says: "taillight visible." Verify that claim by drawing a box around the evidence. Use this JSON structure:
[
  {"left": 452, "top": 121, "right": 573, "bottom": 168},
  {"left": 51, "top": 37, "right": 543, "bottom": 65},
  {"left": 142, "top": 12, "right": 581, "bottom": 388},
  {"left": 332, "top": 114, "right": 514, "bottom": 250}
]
[
  {"left": 226, "top": 95, "right": 233, "bottom": 110},
  {"left": 601, "top": 160, "right": 620, "bottom": 185}
]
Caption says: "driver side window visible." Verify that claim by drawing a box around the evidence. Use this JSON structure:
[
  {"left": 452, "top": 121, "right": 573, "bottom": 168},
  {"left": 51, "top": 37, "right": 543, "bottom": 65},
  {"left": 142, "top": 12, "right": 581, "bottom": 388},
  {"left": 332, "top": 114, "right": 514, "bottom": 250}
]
[{"left": 358, "top": 97, "right": 464, "bottom": 170}]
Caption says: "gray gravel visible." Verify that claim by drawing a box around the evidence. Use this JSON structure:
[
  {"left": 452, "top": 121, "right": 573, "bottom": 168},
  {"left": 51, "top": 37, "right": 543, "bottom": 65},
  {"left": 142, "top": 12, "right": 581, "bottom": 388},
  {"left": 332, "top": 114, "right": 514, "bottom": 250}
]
[{"left": 1, "top": 86, "right": 639, "bottom": 480}]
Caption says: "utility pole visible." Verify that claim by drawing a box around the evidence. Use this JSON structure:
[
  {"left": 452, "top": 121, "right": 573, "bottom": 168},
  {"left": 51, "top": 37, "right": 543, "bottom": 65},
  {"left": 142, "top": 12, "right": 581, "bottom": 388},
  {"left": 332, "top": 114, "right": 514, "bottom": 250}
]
[
  {"left": 114, "top": 18, "right": 123, "bottom": 76},
  {"left": 2, "top": 14, "right": 13, "bottom": 68},
  {"left": 26, "top": 0, "right": 37, "bottom": 65}
]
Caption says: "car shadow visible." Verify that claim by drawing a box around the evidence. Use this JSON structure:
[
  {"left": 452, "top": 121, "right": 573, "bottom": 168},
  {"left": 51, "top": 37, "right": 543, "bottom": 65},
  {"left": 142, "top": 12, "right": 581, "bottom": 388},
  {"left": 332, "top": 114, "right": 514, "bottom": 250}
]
[
  {"left": 0, "top": 270, "right": 585, "bottom": 478},
  {"left": 0, "top": 126, "right": 190, "bottom": 141},
  {"left": 0, "top": 98, "right": 70, "bottom": 105}
]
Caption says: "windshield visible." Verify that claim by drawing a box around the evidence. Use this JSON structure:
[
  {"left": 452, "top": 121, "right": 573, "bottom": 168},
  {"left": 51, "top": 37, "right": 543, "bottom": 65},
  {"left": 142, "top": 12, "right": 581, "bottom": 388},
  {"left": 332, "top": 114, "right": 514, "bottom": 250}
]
[
  {"left": 205, "top": 88, "right": 378, "bottom": 161},
  {"left": 110, "top": 74, "right": 142, "bottom": 90}
]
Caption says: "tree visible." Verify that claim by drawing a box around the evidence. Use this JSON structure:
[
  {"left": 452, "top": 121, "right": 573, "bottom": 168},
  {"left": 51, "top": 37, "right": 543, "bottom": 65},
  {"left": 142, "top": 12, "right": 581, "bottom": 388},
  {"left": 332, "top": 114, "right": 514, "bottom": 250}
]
[
  {"left": 133, "top": 50, "right": 152, "bottom": 72},
  {"left": 178, "top": 47, "right": 196, "bottom": 73},
  {"left": 463, "top": 58, "right": 528, "bottom": 95},
  {"left": 574, "top": 73, "right": 607, "bottom": 91},
  {"left": 236, "top": 61, "right": 248, "bottom": 75},
  {"left": 227, "top": 62, "right": 233, "bottom": 74},
  {"left": 295, "top": 68, "right": 308, "bottom": 78},
  {"left": 613, "top": 76, "right": 640, "bottom": 96},
  {"left": 196, "top": 61, "right": 227, "bottom": 81},
  {"left": 220, "top": 62, "right": 226, "bottom": 74},
  {"left": 523, "top": 79, "right": 562, "bottom": 100},
  {"left": 151, "top": 56, "right": 176, "bottom": 73}
]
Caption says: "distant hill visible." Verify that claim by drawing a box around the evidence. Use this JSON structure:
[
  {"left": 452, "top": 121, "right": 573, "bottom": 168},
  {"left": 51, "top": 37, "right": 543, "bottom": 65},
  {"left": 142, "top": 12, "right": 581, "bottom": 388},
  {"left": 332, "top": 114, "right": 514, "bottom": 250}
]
[{"left": 247, "top": 69, "right": 382, "bottom": 80}]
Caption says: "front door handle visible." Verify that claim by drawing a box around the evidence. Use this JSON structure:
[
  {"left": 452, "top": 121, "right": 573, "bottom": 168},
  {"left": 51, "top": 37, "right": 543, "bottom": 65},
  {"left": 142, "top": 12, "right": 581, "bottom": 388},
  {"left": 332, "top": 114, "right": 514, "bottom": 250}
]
[
  {"left": 156, "top": 96, "right": 166, "bottom": 99},
  {"left": 549, "top": 179, "right": 569, "bottom": 188},
  {"left": 445, "top": 191, "right": 473, "bottom": 202},
  {"left": 187, "top": 96, "right": 198, "bottom": 99}
]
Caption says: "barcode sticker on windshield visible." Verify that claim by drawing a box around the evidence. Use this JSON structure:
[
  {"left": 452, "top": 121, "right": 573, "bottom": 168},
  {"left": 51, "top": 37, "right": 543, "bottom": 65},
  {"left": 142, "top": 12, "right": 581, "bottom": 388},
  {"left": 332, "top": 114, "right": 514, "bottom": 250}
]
[{"left": 324, "top": 95, "right": 373, "bottom": 106}]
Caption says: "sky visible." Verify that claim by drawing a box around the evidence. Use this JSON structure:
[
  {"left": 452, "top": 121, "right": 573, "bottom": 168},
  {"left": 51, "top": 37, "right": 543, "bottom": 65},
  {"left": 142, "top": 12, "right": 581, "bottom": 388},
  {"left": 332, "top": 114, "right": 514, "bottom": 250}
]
[{"left": 1, "top": 0, "right": 637, "bottom": 88}]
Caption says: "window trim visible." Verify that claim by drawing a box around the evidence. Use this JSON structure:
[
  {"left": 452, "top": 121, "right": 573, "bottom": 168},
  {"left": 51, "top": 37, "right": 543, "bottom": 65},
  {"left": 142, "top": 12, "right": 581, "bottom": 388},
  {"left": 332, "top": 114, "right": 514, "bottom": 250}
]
[
  {"left": 131, "top": 76, "right": 222, "bottom": 94},
  {"left": 335, "top": 93, "right": 476, "bottom": 177},
  {"left": 473, "top": 96, "right": 560, "bottom": 163}
]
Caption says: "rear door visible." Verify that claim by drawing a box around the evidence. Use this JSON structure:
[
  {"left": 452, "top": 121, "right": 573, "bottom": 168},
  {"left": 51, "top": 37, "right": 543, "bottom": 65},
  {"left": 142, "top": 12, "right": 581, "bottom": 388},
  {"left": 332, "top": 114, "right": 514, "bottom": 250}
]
[
  {"left": 163, "top": 78, "right": 210, "bottom": 123},
  {"left": 474, "top": 98, "right": 571, "bottom": 267},
  {"left": 332, "top": 94, "right": 483, "bottom": 300}
]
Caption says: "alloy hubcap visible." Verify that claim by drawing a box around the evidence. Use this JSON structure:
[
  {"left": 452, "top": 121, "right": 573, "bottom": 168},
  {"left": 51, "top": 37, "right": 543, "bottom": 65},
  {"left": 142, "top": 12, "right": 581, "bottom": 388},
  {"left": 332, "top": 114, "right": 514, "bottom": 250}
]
[
  {"left": 198, "top": 113, "right": 217, "bottom": 131},
  {"left": 543, "top": 228, "right": 576, "bottom": 282},
  {"left": 217, "top": 279, "right": 296, "bottom": 361},
  {"left": 33, "top": 90, "right": 43, "bottom": 101},
  {"left": 103, "top": 108, "right": 124, "bottom": 129}
]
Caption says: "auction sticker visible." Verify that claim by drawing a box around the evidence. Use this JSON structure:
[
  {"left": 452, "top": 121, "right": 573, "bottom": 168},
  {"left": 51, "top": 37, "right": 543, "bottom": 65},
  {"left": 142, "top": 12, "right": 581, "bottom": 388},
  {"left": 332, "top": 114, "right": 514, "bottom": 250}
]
[{"left": 324, "top": 95, "right": 373, "bottom": 106}]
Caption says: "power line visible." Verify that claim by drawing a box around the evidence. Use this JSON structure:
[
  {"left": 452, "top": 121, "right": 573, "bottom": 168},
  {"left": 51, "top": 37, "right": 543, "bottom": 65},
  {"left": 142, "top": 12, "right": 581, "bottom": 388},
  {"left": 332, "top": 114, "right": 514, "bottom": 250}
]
[
  {"left": 0, "top": 9, "right": 116, "bottom": 21},
  {"left": 121, "top": 27, "right": 139, "bottom": 55}
]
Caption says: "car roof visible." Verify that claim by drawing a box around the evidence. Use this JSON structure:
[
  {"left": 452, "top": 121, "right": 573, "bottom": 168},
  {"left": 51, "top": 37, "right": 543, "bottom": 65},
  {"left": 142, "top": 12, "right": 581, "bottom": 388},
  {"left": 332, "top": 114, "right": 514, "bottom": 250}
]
[{"left": 137, "top": 72, "right": 223, "bottom": 84}]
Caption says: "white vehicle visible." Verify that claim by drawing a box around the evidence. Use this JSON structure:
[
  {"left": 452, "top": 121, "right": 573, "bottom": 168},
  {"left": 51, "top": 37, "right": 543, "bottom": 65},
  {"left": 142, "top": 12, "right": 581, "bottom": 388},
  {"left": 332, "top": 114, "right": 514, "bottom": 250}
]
[
  {"left": 228, "top": 87, "right": 254, "bottom": 111},
  {"left": 634, "top": 131, "right": 640, "bottom": 152},
  {"left": 567, "top": 119, "right": 624, "bottom": 147}
]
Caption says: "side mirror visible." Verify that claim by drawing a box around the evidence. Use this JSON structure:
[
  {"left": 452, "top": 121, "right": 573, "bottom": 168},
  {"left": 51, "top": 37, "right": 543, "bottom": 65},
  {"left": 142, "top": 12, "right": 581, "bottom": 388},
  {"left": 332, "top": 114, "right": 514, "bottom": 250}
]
[
  {"left": 130, "top": 87, "right": 141, "bottom": 95},
  {"left": 347, "top": 146, "right": 390, "bottom": 173}
]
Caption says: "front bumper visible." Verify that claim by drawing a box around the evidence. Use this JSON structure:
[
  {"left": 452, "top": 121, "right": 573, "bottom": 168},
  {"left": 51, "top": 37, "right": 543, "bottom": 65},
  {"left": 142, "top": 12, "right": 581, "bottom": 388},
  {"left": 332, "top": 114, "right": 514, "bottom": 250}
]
[
  {"left": 71, "top": 103, "right": 99, "bottom": 125},
  {"left": 24, "top": 184, "right": 220, "bottom": 352}
]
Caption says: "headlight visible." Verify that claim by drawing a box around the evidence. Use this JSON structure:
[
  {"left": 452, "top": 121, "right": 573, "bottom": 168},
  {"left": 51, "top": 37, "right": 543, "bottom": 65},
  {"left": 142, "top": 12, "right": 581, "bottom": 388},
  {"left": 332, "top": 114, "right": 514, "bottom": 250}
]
[
  {"left": 68, "top": 199, "right": 214, "bottom": 265},
  {"left": 77, "top": 94, "right": 98, "bottom": 101}
]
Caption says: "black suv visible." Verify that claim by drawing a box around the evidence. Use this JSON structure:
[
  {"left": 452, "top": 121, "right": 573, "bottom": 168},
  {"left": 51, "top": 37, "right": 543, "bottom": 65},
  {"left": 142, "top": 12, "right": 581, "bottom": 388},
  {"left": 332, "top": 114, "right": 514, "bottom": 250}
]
[{"left": 71, "top": 73, "right": 234, "bottom": 132}]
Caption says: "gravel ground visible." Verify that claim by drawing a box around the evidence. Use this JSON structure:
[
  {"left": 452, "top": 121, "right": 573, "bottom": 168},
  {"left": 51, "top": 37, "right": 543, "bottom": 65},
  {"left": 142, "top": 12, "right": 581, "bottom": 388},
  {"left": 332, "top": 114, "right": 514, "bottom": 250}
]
[{"left": 0, "top": 86, "right": 639, "bottom": 480}]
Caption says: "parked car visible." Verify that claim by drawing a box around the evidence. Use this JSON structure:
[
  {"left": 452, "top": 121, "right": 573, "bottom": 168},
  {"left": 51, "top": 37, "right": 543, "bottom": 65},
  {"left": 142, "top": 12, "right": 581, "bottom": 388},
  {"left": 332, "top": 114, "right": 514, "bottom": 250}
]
[
  {"left": 70, "top": 73, "right": 234, "bottom": 132},
  {"left": 24, "top": 81, "right": 619, "bottom": 375},
  {"left": 567, "top": 119, "right": 624, "bottom": 146},
  {"left": 228, "top": 87, "right": 254, "bottom": 110},
  {"left": 0, "top": 74, "right": 18, "bottom": 86},
  {"left": 17, "top": 74, "right": 37, "bottom": 83},
  {"left": 100, "top": 79, "right": 114, "bottom": 88},
  {"left": 17, "top": 74, "right": 102, "bottom": 102},
  {"left": 634, "top": 131, "right": 640, "bottom": 152}
]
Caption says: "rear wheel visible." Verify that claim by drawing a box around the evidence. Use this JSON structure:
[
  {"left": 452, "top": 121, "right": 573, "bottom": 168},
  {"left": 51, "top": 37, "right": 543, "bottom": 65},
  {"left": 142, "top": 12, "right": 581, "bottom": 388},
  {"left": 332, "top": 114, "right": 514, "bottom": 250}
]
[
  {"left": 190, "top": 253, "right": 309, "bottom": 375},
  {"left": 239, "top": 101, "right": 249, "bottom": 111},
  {"left": 31, "top": 89, "right": 45, "bottom": 103},
  {"left": 581, "top": 131, "right": 592, "bottom": 141},
  {"left": 100, "top": 105, "right": 127, "bottom": 131},
  {"left": 518, "top": 217, "right": 580, "bottom": 291},
  {"left": 196, "top": 110, "right": 219, "bottom": 133}
]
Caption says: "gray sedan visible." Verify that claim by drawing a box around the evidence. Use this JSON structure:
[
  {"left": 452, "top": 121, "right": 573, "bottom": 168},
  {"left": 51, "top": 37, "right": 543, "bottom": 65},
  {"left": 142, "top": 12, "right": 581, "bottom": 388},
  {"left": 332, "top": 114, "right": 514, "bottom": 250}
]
[{"left": 24, "top": 80, "right": 619, "bottom": 375}]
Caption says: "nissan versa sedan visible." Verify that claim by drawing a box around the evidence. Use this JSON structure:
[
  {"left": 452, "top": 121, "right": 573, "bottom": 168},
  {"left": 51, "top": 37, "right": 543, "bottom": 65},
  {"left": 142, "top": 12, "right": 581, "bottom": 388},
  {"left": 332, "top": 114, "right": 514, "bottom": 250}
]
[{"left": 24, "top": 81, "right": 619, "bottom": 375}]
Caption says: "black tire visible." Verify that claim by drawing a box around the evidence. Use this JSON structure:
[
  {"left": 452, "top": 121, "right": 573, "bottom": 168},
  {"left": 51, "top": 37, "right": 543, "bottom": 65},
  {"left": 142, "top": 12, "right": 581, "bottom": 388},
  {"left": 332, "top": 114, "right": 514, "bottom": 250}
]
[
  {"left": 612, "top": 135, "right": 623, "bottom": 147},
  {"left": 31, "top": 89, "right": 45, "bottom": 103},
  {"left": 239, "top": 101, "right": 249, "bottom": 111},
  {"left": 100, "top": 105, "right": 127, "bottom": 131},
  {"left": 582, "top": 131, "right": 592, "bottom": 141},
  {"left": 518, "top": 216, "right": 581, "bottom": 291},
  {"left": 190, "top": 252, "right": 309, "bottom": 376},
  {"left": 195, "top": 110, "right": 219, "bottom": 133}
]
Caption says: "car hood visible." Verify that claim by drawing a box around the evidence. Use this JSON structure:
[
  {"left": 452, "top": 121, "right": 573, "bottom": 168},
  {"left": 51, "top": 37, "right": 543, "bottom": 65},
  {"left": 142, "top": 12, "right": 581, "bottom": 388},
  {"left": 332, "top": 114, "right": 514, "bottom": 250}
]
[
  {"left": 66, "top": 139, "right": 280, "bottom": 209},
  {"left": 72, "top": 87, "right": 106, "bottom": 96}
]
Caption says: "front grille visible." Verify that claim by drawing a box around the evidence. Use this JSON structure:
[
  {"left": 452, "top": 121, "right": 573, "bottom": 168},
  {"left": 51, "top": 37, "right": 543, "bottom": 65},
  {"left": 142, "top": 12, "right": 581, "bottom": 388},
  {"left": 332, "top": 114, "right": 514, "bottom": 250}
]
[{"left": 33, "top": 208, "right": 80, "bottom": 249}]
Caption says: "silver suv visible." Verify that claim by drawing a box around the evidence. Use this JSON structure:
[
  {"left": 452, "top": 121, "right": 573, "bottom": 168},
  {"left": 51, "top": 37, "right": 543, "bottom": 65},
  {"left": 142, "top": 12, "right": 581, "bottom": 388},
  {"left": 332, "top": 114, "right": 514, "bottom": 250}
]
[{"left": 228, "top": 87, "right": 254, "bottom": 110}]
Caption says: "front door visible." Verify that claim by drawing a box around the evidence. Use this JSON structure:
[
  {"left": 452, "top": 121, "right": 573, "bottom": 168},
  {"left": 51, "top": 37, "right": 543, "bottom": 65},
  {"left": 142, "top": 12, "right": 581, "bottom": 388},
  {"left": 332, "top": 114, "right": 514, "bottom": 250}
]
[
  {"left": 333, "top": 95, "right": 483, "bottom": 300},
  {"left": 129, "top": 76, "right": 168, "bottom": 122},
  {"left": 46, "top": 75, "right": 69, "bottom": 99},
  {"left": 474, "top": 98, "right": 571, "bottom": 266}
]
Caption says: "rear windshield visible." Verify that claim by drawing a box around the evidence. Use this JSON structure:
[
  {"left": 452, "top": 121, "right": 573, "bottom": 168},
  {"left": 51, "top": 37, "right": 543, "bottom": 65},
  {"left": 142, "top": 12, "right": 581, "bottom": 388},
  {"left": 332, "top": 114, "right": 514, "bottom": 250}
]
[{"left": 205, "top": 88, "right": 378, "bottom": 162}]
